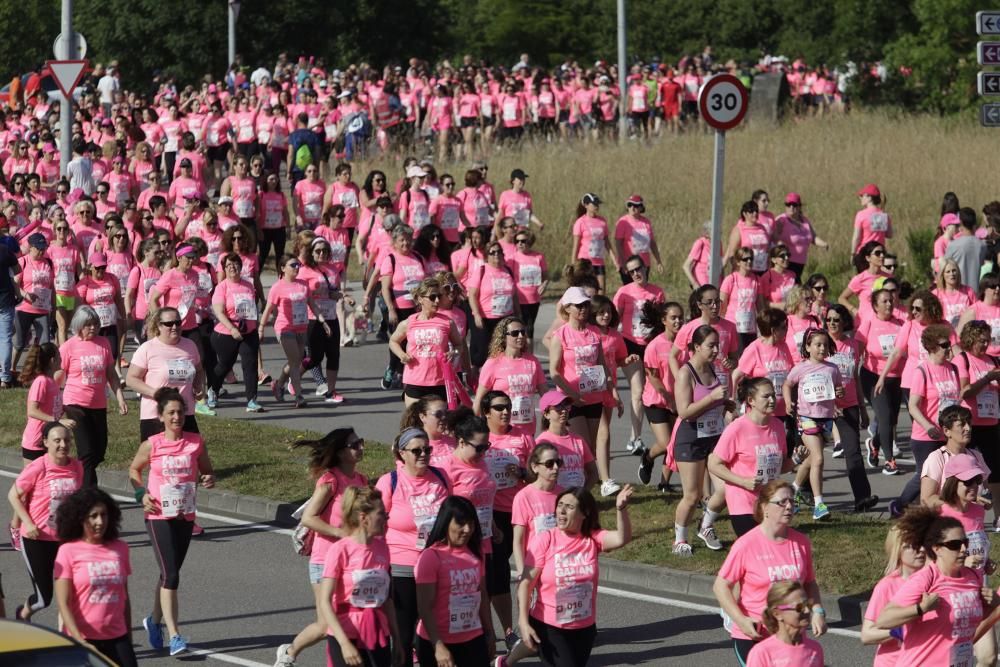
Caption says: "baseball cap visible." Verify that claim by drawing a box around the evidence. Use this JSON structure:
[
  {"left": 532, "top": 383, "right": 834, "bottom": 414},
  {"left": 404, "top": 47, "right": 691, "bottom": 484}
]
[
  {"left": 539, "top": 389, "right": 573, "bottom": 412},
  {"left": 626, "top": 194, "right": 644, "bottom": 207},
  {"left": 940, "top": 213, "right": 960, "bottom": 229},
  {"left": 857, "top": 183, "right": 881, "bottom": 197},
  {"left": 179, "top": 158, "right": 192, "bottom": 168},
  {"left": 406, "top": 165, "right": 427, "bottom": 178},
  {"left": 943, "top": 453, "right": 986, "bottom": 482},
  {"left": 27, "top": 233, "right": 47, "bottom": 250},
  {"left": 89, "top": 252, "right": 108, "bottom": 267},
  {"left": 785, "top": 192, "right": 802, "bottom": 205},
  {"left": 560, "top": 286, "right": 592, "bottom": 306},
  {"left": 217, "top": 196, "right": 233, "bottom": 205},
  {"left": 510, "top": 168, "right": 528, "bottom": 180}
]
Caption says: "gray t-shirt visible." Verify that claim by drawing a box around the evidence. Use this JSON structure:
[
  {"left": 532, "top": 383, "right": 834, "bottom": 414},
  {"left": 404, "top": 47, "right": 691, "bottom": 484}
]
[{"left": 945, "top": 234, "right": 986, "bottom": 293}]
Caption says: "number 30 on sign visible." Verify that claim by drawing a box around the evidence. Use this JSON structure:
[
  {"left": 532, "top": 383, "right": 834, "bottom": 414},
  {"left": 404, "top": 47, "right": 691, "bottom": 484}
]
[{"left": 698, "top": 74, "right": 749, "bottom": 131}]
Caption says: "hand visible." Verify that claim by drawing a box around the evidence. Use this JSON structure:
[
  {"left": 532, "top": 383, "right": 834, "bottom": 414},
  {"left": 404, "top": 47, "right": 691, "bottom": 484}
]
[
  {"left": 21, "top": 521, "right": 39, "bottom": 539},
  {"left": 710, "top": 385, "right": 727, "bottom": 402},
  {"left": 927, "top": 426, "right": 944, "bottom": 441},
  {"left": 616, "top": 484, "right": 634, "bottom": 510},
  {"left": 142, "top": 493, "right": 159, "bottom": 514},
  {"left": 321, "top": 321, "right": 331, "bottom": 336},
  {"left": 721, "top": 357, "right": 736, "bottom": 370},
  {"left": 399, "top": 353, "right": 413, "bottom": 365},
  {"left": 200, "top": 473, "right": 215, "bottom": 489},
  {"left": 743, "top": 476, "right": 760, "bottom": 492},
  {"left": 874, "top": 377, "right": 885, "bottom": 396},
  {"left": 388, "top": 310, "right": 399, "bottom": 327},
  {"left": 615, "top": 395, "right": 624, "bottom": 417},
  {"left": 59, "top": 417, "right": 77, "bottom": 429},
  {"left": 519, "top": 619, "right": 541, "bottom": 651},
  {"left": 920, "top": 591, "right": 941, "bottom": 612},
  {"left": 835, "top": 386, "right": 845, "bottom": 399},
  {"left": 230, "top": 328, "right": 243, "bottom": 341},
  {"left": 493, "top": 527, "right": 503, "bottom": 544},
  {"left": 624, "top": 353, "right": 641, "bottom": 366},
  {"left": 117, "top": 399, "right": 129, "bottom": 416},
  {"left": 735, "top": 615, "right": 762, "bottom": 640},
  {"left": 860, "top": 411, "right": 870, "bottom": 430},
  {"left": 811, "top": 611, "right": 827, "bottom": 637},
  {"left": 434, "top": 641, "right": 454, "bottom": 667},
  {"left": 473, "top": 314, "right": 484, "bottom": 329},
  {"left": 339, "top": 639, "right": 363, "bottom": 666},
  {"left": 193, "top": 386, "right": 206, "bottom": 401}
]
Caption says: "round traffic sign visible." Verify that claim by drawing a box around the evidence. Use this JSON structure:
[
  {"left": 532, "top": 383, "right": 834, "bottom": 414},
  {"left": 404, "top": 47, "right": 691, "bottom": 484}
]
[
  {"left": 698, "top": 74, "right": 748, "bottom": 131},
  {"left": 54, "top": 32, "right": 88, "bottom": 59}
]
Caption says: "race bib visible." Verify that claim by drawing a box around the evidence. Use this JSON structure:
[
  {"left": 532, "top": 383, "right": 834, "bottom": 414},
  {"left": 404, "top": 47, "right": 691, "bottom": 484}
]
[
  {"left": 448, "top": 592, "right": 481, "bottom": 634},
  {"left": 511, "top": 395, "right": 534, "bottom": 425},
  {"left": 233, "top": 292, "right": 257, "bottom": 320},
  {"left": 339, "top": 191, "right": 358, "bottom": 208},
  {"left": 166, "top": 357, "right": 195, "bottom": 385},
  {"left": 291, "top": 298, "right": 308, "bottom": 326},
  {"left": 330, "top": 244, "right": 347, "bottom": 264},
  {"left": 304, "top": 202, "right": 321, "bottom": 220},
  {"left": 588, "top": 237, "right": 602, "bottom": 259},
  {"left": 555, "top": 582, "right": 593, "bottom": 624},
  {"left": 476, "top": 505, "right": 493, "bottom": 538},
  {"left": 349, "top": 568, "right": 390, "bottom": 608},
  {"left": 755, "top": 446, "right": 782, "bottom": 483},
  {"left": 696, "top": 405, "right": 724, "bottom": 438},
  {"left": 503, "top": 101, "right": 518, "bottom": 121},
  {"left": 234, "top": 198, "right": 253, "bottom": 218},
  {"left": 441, "top": 208, "right": 459, "bottom": 229},
  {"left": 33, "top": 287, "right": 52, "bottom": 312},
  {"left": 869, "top": 212, "right": 888, "bottom": 233},
  {"left": 968, "top": 530, "right": 991, "bottom": 568},
  {"left": 160, "top": 482, "right": 196, "bottom": 518},
  {"left": 143, "top": 278, "right": 158, "bottom": 297},
  {"left": 178, "top": 285, "right": 196, "bottom": 319},
  {"left": 317, "top": 297, "right": 338, "bottom": 321},
  {"left": 735, "top": 310, "right": 755, "bottom": 334},
  {"left": 55, "top": 271, "right": 73, "bottom": 291},
  {"left": 264, "top": 209, "right": 283, "bottom": 229},
  {"left": 801, "top": 371, "right": 835, "bottom": 403},
  {"left": 751, "top": 249, "right": 767, "bottom": 273},
  {"left": 950, "top": 641, "right": 974, "bottom": 667},
  {"left": 977, "top": 388, "right": 999, "bottom": 419},
  {"left": 197, "top": 270, "right": 213, "bottom": 296},
  {"left": 767, "top": 370, "right": 788, "bottom": 396},
  {"left": 95, "top": 304, "right": 116, "bottom": 328},
  {"left": 487, "top": 451, "right": 521, "bottom": 490},
  {"left": 631, "top": 230, "right": 650, "bottom": 254},
  {"left": 877, "top": 334, "right": 896, "bottom": 358},
  {"left": 518, "top": 264, "right": 541, "bottom": 287},
  {"left": 415, "top": 517, "right": 435, "bottom": 549},
  {"left": 491, "top": 293, "right": 513, "bottom": 317},
  {"left": 533, "top": 513, "right": 557, "bottom": 533},
  {"left": 578, "top": 365, "right": 606, "bottom": 394}
]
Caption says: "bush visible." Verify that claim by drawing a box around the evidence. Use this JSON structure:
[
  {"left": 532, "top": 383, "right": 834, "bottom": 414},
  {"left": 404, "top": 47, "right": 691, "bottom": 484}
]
[{"left": 905, "top": 227, "right": 936, "bottom": 289}]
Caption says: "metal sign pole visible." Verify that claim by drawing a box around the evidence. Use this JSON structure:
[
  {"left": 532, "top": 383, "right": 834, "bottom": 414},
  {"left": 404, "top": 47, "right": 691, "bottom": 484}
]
[
  {"left": 616, "top": 0, "right": 627, "bottom": 143},
  {"left": 59, "top": 0, "right": 74, "bottom": 175},
  {"left": 709, "top": 129, "right": 726, "bottom": 285}
]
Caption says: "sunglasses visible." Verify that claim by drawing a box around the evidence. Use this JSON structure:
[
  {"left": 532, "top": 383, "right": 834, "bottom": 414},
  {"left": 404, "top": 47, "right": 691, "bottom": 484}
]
[
  {"left": 506, "top": 329, "right": 526, "bottom": 337},
  {"left": 768, "top": 497, "right": 795, "bottom": 508},
  {"left": 937, "top": 538, "right": 969, "bottom": 552},
  {"left": 539, "top": 458, "right": 563, "bottom": 469},
  {"left": 55, "top": 226, "right": 69, "bottom": 232},
  {"left": 515, "top": 238, "right": 529, "bottom": 244},
  {"left": 489, "top": 403, "right": 512, "bottom": 412},
  {"left": 288, "top": 262, "right": 301, "bottom": 269},
  {"left": 812, "top": 285, "right": 829, "bottom": 291},
  {"left": 443, "top": 182, "right": 455, "bottom": 187},
  {"left": 825, "top": 317, "right": 842, "bottom": 324},
  {"left": 347, "top": 438, "right": 365, "bottom": 451},
  {"left": 884, "top": 264, "right": 897, "bottom": 270},
  {"left": 627, "top": 266, "right": 644, "bottom": 275},
  {"left": 488, "top": 250, "right": 503, "bottom": 256},
  {"left": 232, "top": 235, "right": 245, "bottom": 240},
  {"left": 427, "top": 409, "right": 447, "bottom": 419},
  {"left": 775, "top": 602, "right": 812, "bottom": 615},
  {"left": 548, "top": 403, "right": 572, "bottom": 412},
  {"left": 700, "top": 299, "right": 720, "bottom": 307},
  {"left": 775, "top": 253, "right": 789, "bottom": 260},
  {"left": 159, "top": 320, "right": 182, "bottom": 328},
  {"left": 404, "top": 446, "right": 431, "bottom": 457},
  {"left": 963, "top": 475, "right": 984, "bottom": 487},
  {"left": 738, "top": 256, "right": 752, "bottom": 262},
  {"left": 936, "top": 340, "right": 951, "bottom": 349},
  {"left": 314, "top": 247, "right": 330, "bottom": 254},
  {"left": 910, "top": 305, "right": 923, "bottom": 312},
  {"left": 465, "top": 441, "right": 491, "bottom": 454},
  {"left": 159, "top": 240, "right": 171, "bottom": 245},
  {"left": 871, "top": 250, "right": 885, "bottom": 257},
  {"left": 423, "top": 293, "right": 441, "bottom": 301}
]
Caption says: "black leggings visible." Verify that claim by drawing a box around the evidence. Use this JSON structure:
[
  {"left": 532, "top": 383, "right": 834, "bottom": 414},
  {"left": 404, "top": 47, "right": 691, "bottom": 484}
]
[
  {"left": 387, "top": 308, "right": 416, "bottom": 375},
  {"left": 99, "top": 325, "right": 120, "bottom": 361},
  {"left": 259, "top": 228, "right": 287, "bottom": 273},
  {"left": 860, "top": 368, "right": 902, "bottom": 461},
  {"left": 66, "top": 405, "right": 108, "bottom": 488},
  {"left": 730, "top": 514, "right": 757, "bottom": 538},
  {"left": 21, "top": 537, "right": 60, "bottom": 613},
  {"left": 488, "top": 511, "right": 514, "bottom": 596},
  {"left": 834, "top": 405, "right": 872, "bottom": 502},
  {"left": 520, "top": 302, "right": 540, "bottom": 340},
  {"left": 392, "top": 574, "right": 418, "bottom": 653},
  {"left": 734, "top": 637, "right": 757, "bottom": 665},
  {"left": 90, "top": 634, "right": 138, "bottom": 667},
  {"left": 327, "top": 636, "right": 390, "bottom": 667},
  {"left": 529, "top": 617, "right": 597, "bottom": 667},
  {"left": 470, "top": 316, "right": 503, "bottom": 368},
  {"left": 304, "top": 320, "right": 341, "bottom": 372},
  {"left": 416, "top": 635, "right": 489, "bottom": 667},
  {"left": 146, "top": 518, "right": 194, "bottom": 590},
  {"left": 183, "top": 323, "right": 217, "bottom": 390},
  {"left": 210, "top": 330, "right": 260, "bottom": 400}
]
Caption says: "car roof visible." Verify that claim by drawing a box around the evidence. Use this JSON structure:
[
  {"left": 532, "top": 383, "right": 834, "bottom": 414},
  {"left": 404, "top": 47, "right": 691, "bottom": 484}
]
[{"left": 0, "top": 619, "right": 77, "bottom": 651}]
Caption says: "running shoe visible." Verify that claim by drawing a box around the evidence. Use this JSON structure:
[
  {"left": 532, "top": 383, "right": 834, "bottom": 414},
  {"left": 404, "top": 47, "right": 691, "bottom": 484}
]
[
  {"left": 892, "top": 441, "right": 901, "bottom": 459},
  {"left": 206, "top": 388, "right": 217, "bottom": 409},
  {"left": 169, "top": 634, "right": 188, "bottom": 656},
  {"left": 380, "top": 366, "right": 393, "bottom": 390},
  {"left": 600, "top": 479, "right": 622, "bottom": 497},
  {"left": 287, "top": 381, "right": 296, "bottom": 397},
  {"left": 697, "top": 525, "right": 723, "bottom": 551},
  {"left": 143, "top": 615, "right": 164, "bottom": 650},
  {"left": 854, "top": 495, "right": 879, "bottom": 513},
  {"left": 657, "top": 480, "right": 674, "bottom": 494},
  {"left": 882, "top": 460, "right": 900, "bottom": 476},
  {"left": 271, "top": 380, "right": 285, "bottom": 402},
  {"left": 672, "top": 541, "right": 693, "bottom": 557},
  {"left": 831, "top": 442, "right": 844, "bottom": 458},
  {"left": 274, "top": 643, "right": 295, "bottom": 666},
  {"left": 889, "top": 500, "right": 904, "bottom": 519},
  {"left": 314, "top": 382, "right": 329, "bottom": 397},
  {"left": 504, "top": 631, "right": 520, "bottom": 653},
  {"left": 294, "top": 398, "right": 308, "bottom": 409},
  {"left": 626, "top": 437, "right": 646, "bottom": 455},
  {"left": 258, "top": 373, "right": 272, "bottom": 386},
  {"left": 794, "top": 489, "right": 814, "bottom": 508},
  {"left": 638, "top": 452, "right": 655, "bottom": 485},
  {"left": 191, "top": 523, "right": 204, "bottom": 537},
  {"left": 246, "top": 400, "right": 263, "bottom": 413},
  {"left": 812, "top": 502, "right": 831, "bottom": 521},
  {"left": 391, "top": 372, "right": 403, "bottom": 390},
  {"left": 994, "top": 517, "right": 1000, "bottom": 534},
  {"left": 324, "top": 393, "right": 345, "bottom": 404},
  {"left": 865, "top": 437, "right": 878, "bottom": 468},
  {"left": 494, "top": 657, "right": 508, "bottom": 667},
  {"left": 9, "top": 525, "right": 21, "bottom": 551},
  {"left": 194, "top": 400, "right": 216, "bottom": 417}
]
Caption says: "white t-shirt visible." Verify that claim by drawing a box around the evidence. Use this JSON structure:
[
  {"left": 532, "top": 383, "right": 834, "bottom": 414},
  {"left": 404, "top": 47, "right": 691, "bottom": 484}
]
[
  {"left": 97, "top": 74, "right": 119, "bottom": 104},
  {"left": 66, "top": 157, "right": 94, "bottom": 195}
]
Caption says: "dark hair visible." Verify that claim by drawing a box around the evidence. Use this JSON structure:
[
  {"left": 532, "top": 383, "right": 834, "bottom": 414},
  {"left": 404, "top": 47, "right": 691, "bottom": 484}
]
[
  {"left": 18, "top": 341, "right": 59, "bottom": 386},
  {"left": 587, "top": 295, "right": 620, "bottom": 328},
  {"left": 688, "top": 324, "right": 718, "bottom": 352},
  {"left": 290, "top": 427, "right": 358, "bottom": 477},
  {"left": 751, "top": 189, "right": 768, "bottom": 204},
  {"left": 799, "top": 327, "right": 833, "bottom": 359},
  {"left": 555, "top": 487, "right": 601, "bottom": 536},
  {"left": 896, "top": 505, "right": 962, "bottom": 562},
  {"left": 939, "top": 404, "right": 973, "bottom": 431},
  {"left": 825, "top": 303, "right": 854, "bottom": 332},
  {"left": 639, "top": 300, "right": 682, "bottom": 341},
  {"left": 154, "top": 387, "right": 186, "bottom": 414},
  {"left": 400, "top": 395, "right": 448, "bottom": 429},
  {"left": 753, "top": 480, "right": 794, "bottom": 523},
  {"left": 909, "top": 289, "right": 943, "bottom": 323},
  {"left": 688, "top": 284, "right": 719, "bottom": 321},
  {"left": 959, "top": 207, "right": 977, "bottom": 231},
  {"left": 414, "top": 224, "right": 452, "bottom": 266},
  {"left": 56, "top": 487, "right": 122, "bottom": 542},
  {"left": 737, "top": 376, "right": 774, "bottom": 405},
  {"left": 525, "top": 442, "right": 560, "bottom": 483},
  {"left": 424, "top": 495, "right": 483, "bottom": 558},
  {"left": 979, "top": 274, "right": 1000, "bottom": 301},
  {"left": 804, "top": 273, "right": 828, "bottom": 292},
  {"left": 761, "top": 581, "right": 807, "bottom": 634},
  {"left": 479, "top": 390, "right": 511, "bottom": 417},
  {"left": 757, "top": 308, "right": 787, "bottom": 337},
  {"left": 453, "top": 413, "right": 489, "bottom": 443},
  {"left": 740, "top": 200, "right": 758, "bottom": 218},
  {"left": 220, "top": 252, "right": 243, "bottom": 272},
  {"left": 920, "top": 322, "right": 953, "bottom": 353},
  {"left": 959, "top": 319, "right": 991, "bottom": 351},
  {"left": 42, "top": 420, "right": 72, "bottom": 444},
  {"left": 941, "top": 192, "right": 960, "bottom": 216},
  {"left": 853, "top": 241, "right": 884, "bottom": 273}
]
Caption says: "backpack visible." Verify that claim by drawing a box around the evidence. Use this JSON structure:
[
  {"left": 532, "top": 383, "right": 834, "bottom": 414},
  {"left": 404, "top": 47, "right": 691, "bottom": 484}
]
[
  {"left": 291, "top": 474, "right": 337, "bottom": 556},
  {"left": 294, "top": 141, "right": 313, "bottom": 172},
  {"left": 390, "top": 465, "right": 447, "bottom": 494}
]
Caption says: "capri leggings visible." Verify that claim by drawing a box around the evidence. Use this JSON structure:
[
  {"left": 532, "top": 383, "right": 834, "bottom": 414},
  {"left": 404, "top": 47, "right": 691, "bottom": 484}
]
[
  {"left": 146, "top": 517, "right": 194, "bottom": 590},
  {"left": 528, "top": 616, "right": 597, "bottom": 667},
  {"left": 21, "top": 537, "right": 60, "bottom": 612},
  {"left": 90, "top": 635, "right": 138, "bottom": 667},
  {"left": 859, "top": 367, "right": 902, "bottom": 461},
  {"left": 14, "top": 310, "right": 51, "bottom": 349},
  {"left": 520, "top": 302, "right": 540, "bottom": 340},
  {"left": 392, "top": 573, "right": 418, "bottom": 653},
  {"left": 304, "top": 319, "right": 341, "bottom": 372},
  {"left": 417, "top": 635, "right": 489, "bottom": 667},
  {"left": 327, "top": 636, "right": 390, "bottom": 667},
  {"left": 258, "top": 228, "right": 287, "bottom": 273},
  {"left": 488, "top": 510, "right": 514, "bottom": 596}
]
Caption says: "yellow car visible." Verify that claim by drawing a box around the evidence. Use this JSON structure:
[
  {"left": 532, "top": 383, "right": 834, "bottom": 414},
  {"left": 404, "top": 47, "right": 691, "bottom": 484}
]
[{"left": 0, "top": 619, "right": 117, "bottom": 666}]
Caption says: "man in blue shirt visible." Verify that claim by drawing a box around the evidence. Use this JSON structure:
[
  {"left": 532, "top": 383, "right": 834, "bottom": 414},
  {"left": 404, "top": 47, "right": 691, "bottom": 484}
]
[{"left": 286, "top": 112, "right": 321, "bottom": 186}]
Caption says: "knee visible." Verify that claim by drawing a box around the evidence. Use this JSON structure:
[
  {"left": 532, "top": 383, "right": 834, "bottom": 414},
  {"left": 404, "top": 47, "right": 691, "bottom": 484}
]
[{"left": 161, "top": 572, "right": 181, "bottom": 590}]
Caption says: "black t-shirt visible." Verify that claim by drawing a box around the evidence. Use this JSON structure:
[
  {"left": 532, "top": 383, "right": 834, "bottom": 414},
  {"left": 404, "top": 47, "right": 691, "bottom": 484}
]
[{"left": 0, "top": 241, "right": 19, "bottom": 309}]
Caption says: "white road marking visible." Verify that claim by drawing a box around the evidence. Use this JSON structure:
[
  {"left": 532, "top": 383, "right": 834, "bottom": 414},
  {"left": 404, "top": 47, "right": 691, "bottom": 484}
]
[
  {"left": 185, "top": 647, "right": 270, "bottom": 667},
  {"left": 597, "top": 585, "right": 863, "bottom": 639}
]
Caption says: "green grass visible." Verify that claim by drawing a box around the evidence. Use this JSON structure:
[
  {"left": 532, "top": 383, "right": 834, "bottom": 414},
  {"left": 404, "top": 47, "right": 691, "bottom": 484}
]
[{"left": 0, "top": 389, "right": 395, "bottom": 502}]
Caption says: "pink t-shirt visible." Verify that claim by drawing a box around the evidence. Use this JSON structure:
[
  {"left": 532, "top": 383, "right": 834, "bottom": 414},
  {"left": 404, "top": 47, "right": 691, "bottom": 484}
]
[
  {"left": 375, "top": 467, "right": 451, "bottom": 568},
  {"left": 511, "top": 484, "right": 562, "bottom": 544},
  {"left": 612, "top": 282, "right": 665, "bottom": 344},
  {"left": 126, "top": 263, "right": 162, "bottom": 321},
  {"left": 675, "top": 317, "right": 739, "bottom": 387},
  {"left": 854, "top": 206, "right": 892, "bottom": 252},
  {"left": 153, "top": 268, "right": 199, "bottom": 330},
  {"left": 311, "top": 468, "right": 370, "bottom": 565},
  {"left": 955, "top": 352, "right": 1000, "bottom": 425},
  {"left": 485, "top": 430, "right": 533, "bottom": 512},
  {"left": 934, "top": 286, "right": 976, "bottom": 327},
  {"left": 54, "top": 539, "right": 131, "bottom": 640},
  {"left": 894, "top": 319, "right": 957, "bottom": 389},
  {"left": 16, "top": 255, "right": 54, "bottom": 315},
  {"left": 713, "top": 415, "right": 786, "bottom": 516},
  {"left": 327, "top": 182, "right": 361, "bottom": 229},
  {"left": 479, "top": 355, "right": 546, "bottom": 430},
  {"left": 513, "top": 250, "right": 546, "bottom": 305},
  {"left": 554, "top": 324, "right": 607, "bottom": 406},
  {"left": 717, "top": 526, "right": 815, "bottom": 640},
  {"left": 539, "top": 431, "right": 594, "bottom": 489},
  {"left": 402, "top": 313, "right": 452, "bottom": 387},
  {"left": 720, "top": 272, "right": 760, "bottom": 335},
  {"left": 775, "top": 215, "right": 816, "bottom": 265},
  {"left": 266, "top": 278, "right": 310, "bottom": 335},
  {"left": 865, "top": 571, "right": 906, "bottom": 667},
  {"left": 429, "top": 435, "right": 457, "bottom": 469},
  {"left": 414, "top": 543, "right": 486, "bottom": 644},
  {"left": 738, "top": 339, "right": 794, "bottom": 417},
  {"left": 212, "top": 278, "right": 258, "bottom": 334},
  {"left": 910, "top": 361, "right": 961, "bottom": 441},
  {"left": 746, "top": 635, "right": 823, "bottom": 667},
  {"left": 758, "top": 269, "right": 796, "bottom": 305},
  {"left": 828, "top": 336, "right": 863, "bottom": 408},
  {"left": 321, "top": 536, "right": 392, "bottom": 640},
  {"left": 971, "top": 301, "right": 1000, "bottom": 356},
  {"left": 468, "top": 263, "right": 515, "bottom": 319},
  {"left": 735, "top": 221, "right": 771, "bottom": 273},
  {"left": 259, "top": 191, "right": 287, "bottom": 231},
  {"left": 429, "top": 194, "right": 462, "bottom": 242},
  {"left": 60, "top": 335, "right": 114, "bottom": 409},
  {"left": 298, "top": 264, "right": 340, "bottom": 322},
  {"left": 444, "top": 456, "right": 497, "bottom": 552},
  {"left": 526, "top": 527, "right": 608, "bottom": 629},
  {"left": 921, "top": 447, "right": 991, "bottom": 492},
  {"left": 379, "top": 251, "right": 427, "bottom": 310},
  {"left": 572, "top": 215, "right": 609, "bottom": 265},
  {"left": 889, "top": 562, "right": 982, "bottom": 667},
  {"left": 22, "top": 375, "right": 63, "bottom": 451},
  {"left": 75, "top": 275, "right": 120, "bottom": 329},
  {"left": 498, "top": 189, "right": 534, "bottom": 228},
  {"left": 144, "top": 432, "right": 205, "bottom": 522},
  {"left": 130, "top": 337, "right": 200, "bottom": 419},
  {"left": 48, "top": 244, "right": 80, "bottom": 296},
  {"left": 295, "top": 179, "right": 326, "bottom": 226},
  {"left": 614, "top": 214, "right": 656, "bottom": 265},
  {"left": 855, "top": 315, "right": 904, "bottom": 376},
  {"left": 16, "top": 455, "right": 84, "bottom": 540},
  {"left": 847, "top": 270, "right": 890, "bottom": 325},
  {"left": 642, "top": 333, "right": 675, "bottom": 409},
  {"left": 687, "top": 236, "right": 712, "bottom": 286},
  {"left": 786, "top": 359, "right": 842, "bottom": 419}
]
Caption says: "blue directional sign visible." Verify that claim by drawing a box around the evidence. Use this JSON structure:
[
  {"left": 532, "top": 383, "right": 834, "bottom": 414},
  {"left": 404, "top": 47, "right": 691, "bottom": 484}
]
[
  {"left": 982, "top": 103, "right": 1000, "bottom": 127},
  {"left": 978, "top": 11, "right": 1000, "bottom": 35}
]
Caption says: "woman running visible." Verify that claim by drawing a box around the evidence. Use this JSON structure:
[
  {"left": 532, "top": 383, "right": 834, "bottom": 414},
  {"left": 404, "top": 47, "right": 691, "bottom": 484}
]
[
  {"left": 474, "top": 315, "right": 547, "bottom": 437},
  {"left": 745, "top": 581, "right": 824, "bottom": 667}
]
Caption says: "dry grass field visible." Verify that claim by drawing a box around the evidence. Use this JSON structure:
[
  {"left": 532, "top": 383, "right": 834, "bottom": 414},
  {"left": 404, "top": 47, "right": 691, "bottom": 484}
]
[{"left": 355, "top": 111, "right": 1000, "bottom": 299}]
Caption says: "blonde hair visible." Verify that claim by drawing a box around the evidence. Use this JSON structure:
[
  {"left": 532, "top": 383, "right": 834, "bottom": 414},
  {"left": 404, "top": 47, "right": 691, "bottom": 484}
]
[
  {"left": 292, "top": 229, "right": 316, "bottom": 258},
  {"left": 340, "top": 486, "right": 383, "bottom": 530},
  {"left": 761, "top": 581, "right": 807, "bottom": 634},
  {"left": 487, "top": 316, "right": 524, "bottom": 358},
  {"left": 935, "top": 258, "right": 962, "bottom": 291},
  {"left": 883, "top": 524, "right": 906, "bottom": 577},
  {"left": 784, "top": 285, "right": 810, "bottom": 314}
]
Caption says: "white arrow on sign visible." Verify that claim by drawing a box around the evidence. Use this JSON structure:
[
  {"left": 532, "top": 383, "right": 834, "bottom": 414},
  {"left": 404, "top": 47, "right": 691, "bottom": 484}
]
[
  {"left": 980, "top": 72, "right": 1000, "bottom": 96},
  {"left": 982, "top": 103, "right": 1000, "bottom": 127},
  {"left": 978, "top": 11, "right": 1000, "bottom": 36},
  {"left": 979, "top": 41, "right": 1000, "bottom": 65},
  {"left": 47, "top": 60, "right": 87, "bottom": 99}
]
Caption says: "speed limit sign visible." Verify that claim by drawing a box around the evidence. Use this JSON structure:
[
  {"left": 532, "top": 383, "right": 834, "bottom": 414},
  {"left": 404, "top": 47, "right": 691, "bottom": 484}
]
[{"left": 698, "top": 74, "right": 749, "bottom": 131}]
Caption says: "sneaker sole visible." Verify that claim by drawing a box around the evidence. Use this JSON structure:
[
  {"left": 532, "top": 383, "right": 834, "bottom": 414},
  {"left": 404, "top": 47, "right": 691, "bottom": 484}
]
[
  {"left": 697, "top": 533, "right": 723, "bottom": 550},
  {"left": 813, "top": 512, "right": 831, "bottom": 521}
]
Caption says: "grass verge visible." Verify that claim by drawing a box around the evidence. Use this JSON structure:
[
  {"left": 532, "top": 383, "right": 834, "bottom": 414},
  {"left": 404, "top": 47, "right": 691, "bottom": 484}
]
[{"left": 0, "top": 389, "right": 395, "bottom": 502}]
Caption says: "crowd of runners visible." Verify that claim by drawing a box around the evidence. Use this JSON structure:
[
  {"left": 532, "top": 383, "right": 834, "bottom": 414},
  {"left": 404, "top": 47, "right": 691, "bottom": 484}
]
[{"left": 0, "top": 50, "right": 998, "bottom": 667}]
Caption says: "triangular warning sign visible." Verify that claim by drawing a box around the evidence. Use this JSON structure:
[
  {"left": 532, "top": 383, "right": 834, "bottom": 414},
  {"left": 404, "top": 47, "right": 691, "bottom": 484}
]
[{"left": 46, "top": 59, "right": 88, "bottom": 99}]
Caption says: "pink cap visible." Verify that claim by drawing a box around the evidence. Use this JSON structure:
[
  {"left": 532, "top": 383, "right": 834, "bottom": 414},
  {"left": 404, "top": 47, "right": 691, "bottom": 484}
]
[
  {"left": 940, "top": 213, "right": 960, "bottom": 229},
  {"left": 943, "top": 452, "right": 986, "bottom": 482},
  {"left": 626, "top": 194, "right": 644, "bottom": 207},
  {"left": 560, "top": 286, "right": 591, "bottom": 306},
  {"left": 857, "top": 183, "right": 881, "bottom": 197},
  {"left": 539, "top": 389, "right": 572, "bottom": 412},
  {"left": 208, "top": 84, "right": 218, "bottom": 93},
  {"left": 785, "top": 192, "right": 802, "bottom": 205},
  {"left": 89, "top": 252, "right": 108, "bottom": 267}
]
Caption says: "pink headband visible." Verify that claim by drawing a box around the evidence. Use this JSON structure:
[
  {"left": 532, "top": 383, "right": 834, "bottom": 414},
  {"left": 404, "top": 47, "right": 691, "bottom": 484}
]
[{"left": 175, "top": 245, "right": 195, "bottom": 258}]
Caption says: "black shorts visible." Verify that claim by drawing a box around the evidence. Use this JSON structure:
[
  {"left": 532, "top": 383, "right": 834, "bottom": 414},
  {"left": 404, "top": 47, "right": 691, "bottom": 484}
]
[
  {"left": 681, "top": 100, "right": 698, "bottom": 118},
  {"left": 624, "top": 339, "right": 645, "bottom": 358},
  {"left": 569, "top": 402, "right": 603, "bottom": 420},
  {"left": 460, "top": 116, "right": 478, "bottom": 129},
  {"left": 558, "top": 109, "right": 570, "bottom": 123},
  {"left": 22, "top": 447, "right": 45, "bottom": 461},
  {"left": 644, "top": 405, "right": 675, "bottom": 425},
  {"left": 591, "top": 264, "right": 605, "bottom": 277},
  {"left": 674, "top": 421, "right": 720, "bottom": 462},
  {"left": 630, "top": 111, "right": 649, "bottom": 122},
  {"left": 207, "top": 144, "right": 229, "bottom": 163},
  {"left": 403, "top": 384, "right": 447, "bottom": 400}
]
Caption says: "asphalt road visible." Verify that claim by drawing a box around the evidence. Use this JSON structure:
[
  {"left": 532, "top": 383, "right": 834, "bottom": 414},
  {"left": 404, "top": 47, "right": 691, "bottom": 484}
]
[{"left": 0, "top": 475, "right": 876, "bottom": 666}]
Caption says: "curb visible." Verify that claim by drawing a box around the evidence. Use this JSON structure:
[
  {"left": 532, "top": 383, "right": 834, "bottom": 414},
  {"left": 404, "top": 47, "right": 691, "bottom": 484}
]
[{"left": 0, "top": 449, "right": 867, "bottom": 625}]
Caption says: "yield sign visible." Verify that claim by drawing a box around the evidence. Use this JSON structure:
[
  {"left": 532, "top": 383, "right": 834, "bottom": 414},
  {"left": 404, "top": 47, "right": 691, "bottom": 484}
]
[{"left": 46, "top": 59, "right": 88, "bottom": 99}]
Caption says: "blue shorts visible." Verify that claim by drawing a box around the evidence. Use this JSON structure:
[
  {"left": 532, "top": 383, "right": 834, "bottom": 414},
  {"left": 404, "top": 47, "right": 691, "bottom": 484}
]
[{"left": 797, "top": 416, "right": 833, "bottom": 438}]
